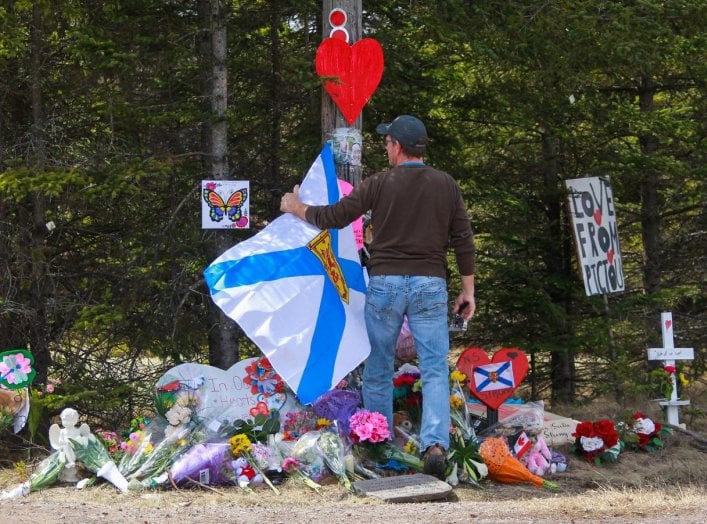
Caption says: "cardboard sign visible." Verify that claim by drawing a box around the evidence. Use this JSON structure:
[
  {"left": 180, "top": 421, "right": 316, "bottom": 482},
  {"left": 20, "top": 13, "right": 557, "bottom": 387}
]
[
  {"left": 456, "top": 347, "right": 529, "bottom": 410},
  {"left": 565, "top": 177, "right": 624, "bottom": 296}
]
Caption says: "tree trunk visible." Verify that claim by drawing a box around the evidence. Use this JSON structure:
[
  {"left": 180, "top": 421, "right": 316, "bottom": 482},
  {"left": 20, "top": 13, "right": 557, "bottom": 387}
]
[
  {"left": 540, "top": 130, "right": 576, "bottom": 403},
  {"left": 28, "top": 1, "right": 50, "bottom": 384},
  {"left": 638, "top": 75, "right": 661, "bottom": 295},
  {"left": 201, "top": 0, "right": 241, "bottom": 370}
]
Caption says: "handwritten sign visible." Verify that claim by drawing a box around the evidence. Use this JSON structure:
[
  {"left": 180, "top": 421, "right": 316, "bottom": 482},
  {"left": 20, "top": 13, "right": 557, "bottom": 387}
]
[
  {"left": 647, "top": 347, "right": 694, "bottom": 361},
  {"left": 565, "top": 177, "right": 624, "bottom": 296},
  {"left": 155, "top": 357, "right": 298, "bottom": 424}
]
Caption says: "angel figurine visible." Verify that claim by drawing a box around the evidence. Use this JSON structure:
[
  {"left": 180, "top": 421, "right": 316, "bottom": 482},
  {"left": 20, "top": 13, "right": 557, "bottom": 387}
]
[{"left": 48, "top": 407, "right": 91, "bottom": 482}]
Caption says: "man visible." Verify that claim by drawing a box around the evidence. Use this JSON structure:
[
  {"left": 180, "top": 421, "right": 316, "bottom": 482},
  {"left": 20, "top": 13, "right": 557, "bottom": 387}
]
[{"left": 280, "top": 115, "right": 476, "bottom": 479}]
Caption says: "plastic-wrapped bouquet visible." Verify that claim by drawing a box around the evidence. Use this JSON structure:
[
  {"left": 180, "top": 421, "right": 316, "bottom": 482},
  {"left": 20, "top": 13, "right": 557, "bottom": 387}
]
[
  {"left": 282, "top": 456, "right": 322, "bottom": 493},
  {"left": 349, "top": 409, "right": 423, "bottom": 473},
  {"left": 69, "top": 435, "right": 129, "bottom": 492},
  {"left": 317, "top": 429, "right": 352, "bottom": 491},
  {"left": 0, "top": 453, "right": 63, "bottom": 500},
  {"left": 479, "top": 437, "right": 558, "bottom": 490},
  {"left": 572, "top": 419, "right": 621, "bottom": 464}
]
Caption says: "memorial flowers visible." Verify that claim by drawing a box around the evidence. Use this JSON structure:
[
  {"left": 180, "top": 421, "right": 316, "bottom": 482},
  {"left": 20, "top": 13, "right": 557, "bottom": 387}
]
[
  {"left": 572, "top": 419, "right": 621, "bottom": 464},
  {"left": 281, "top": 456, "right": 322, "bottom": 493},
  {"left": 479, "top": 437, "right": 558, "bottom": 490},
  {"left": 621, "top": 412, "right": 672, "bottom": 453},
  {"left": 0, "top": 452, "right": 64, "bottom": 500},
  {"left": 348, "top": 409, "right": 423, "bottom": 473},
  {"left": 229, "top": 434, "right": 279, "bottom": 494}
]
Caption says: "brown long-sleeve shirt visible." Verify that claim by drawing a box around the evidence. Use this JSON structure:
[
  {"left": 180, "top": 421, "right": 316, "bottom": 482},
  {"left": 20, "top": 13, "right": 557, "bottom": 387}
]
[{"left": 305, "top": 164, "right": 475, "bottom": 278}]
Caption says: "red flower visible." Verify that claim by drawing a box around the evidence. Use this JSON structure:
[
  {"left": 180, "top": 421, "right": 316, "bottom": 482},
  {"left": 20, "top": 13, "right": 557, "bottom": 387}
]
[
  {"left": 632, "top": 412, "right": 646, "bottom": 420},
  {"left": 593, "top": 420, "right": 618, "bottom": 448},
  {"left": 664, "top": 365, "right": 677, "bottom": 374},
  {"left": 572, "top": 421, "right": 594, "bottom": 439}
]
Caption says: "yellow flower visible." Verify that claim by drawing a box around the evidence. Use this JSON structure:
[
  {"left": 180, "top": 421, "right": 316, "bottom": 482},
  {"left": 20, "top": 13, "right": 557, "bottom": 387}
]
[
  {"left": 144, "top": 442, "right": 154, "bottom": 454},
  {"left": 450, "top": 370, "right": 466, "bottom": 384},
  {"left": 404, "top": 439, "right": 419, "bottom": 456},
  {"left": 316, "top": 418, "right": 331, "bottom": 428},
  {"left": 450, "top": 395, "right": 464, "bottom": 410},
  {"left": 679, "top": 372, "right": 689, "bottom": 388},
  {"left": 412, "top": 379, "right": 422, "bottom": 393},
  {"left": 230, "top": 434, "right": 253, "bottom": 456}
]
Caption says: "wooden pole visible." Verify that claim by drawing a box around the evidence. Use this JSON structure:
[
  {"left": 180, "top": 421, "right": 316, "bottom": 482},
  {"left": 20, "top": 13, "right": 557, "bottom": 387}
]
[{"left": 321, "top": 0, "right": 363, "bottom": 186}]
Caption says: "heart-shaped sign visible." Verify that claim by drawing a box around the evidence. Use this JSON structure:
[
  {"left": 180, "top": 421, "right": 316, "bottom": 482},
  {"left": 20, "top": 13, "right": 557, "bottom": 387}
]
[
  {"left": 456, "top": 347, "right": 529, "bottom": 410},
  {"left": 315, "top": 37, "right": 384, "bottom": 125},
  {"left": 155, "top": 357, "right": 300, "bottom": 425}
]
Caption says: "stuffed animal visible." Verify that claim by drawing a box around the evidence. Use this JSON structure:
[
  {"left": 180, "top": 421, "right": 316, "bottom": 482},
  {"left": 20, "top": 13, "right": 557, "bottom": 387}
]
[{"left": 521, "top": 435, "right": 552, "bottom": 477}]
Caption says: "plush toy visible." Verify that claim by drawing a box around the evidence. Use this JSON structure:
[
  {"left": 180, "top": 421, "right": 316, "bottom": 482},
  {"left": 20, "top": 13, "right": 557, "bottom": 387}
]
[
  {"left": 233, "top": 457, "right": 262, "bottom": 485},
  {"left": 521, "top": 435, "right": 552, "bottom": 477}
]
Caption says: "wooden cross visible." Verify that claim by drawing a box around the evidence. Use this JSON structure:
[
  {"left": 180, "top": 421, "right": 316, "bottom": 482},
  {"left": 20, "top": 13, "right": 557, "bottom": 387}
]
[{"left": 646, "top": 312, "right": 694, "bottom": 426}]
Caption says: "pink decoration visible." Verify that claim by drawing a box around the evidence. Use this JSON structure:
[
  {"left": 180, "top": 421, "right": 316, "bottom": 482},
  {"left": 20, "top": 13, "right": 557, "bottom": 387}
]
[
  {"left": 337, "top": 179, "right": 363, "bottom": 249},
  {"left": 316, "top": 38, "right": 384, "bottom": 125},
  {"left": 456, "top": 347, "right": 529, "bottom": 410}
]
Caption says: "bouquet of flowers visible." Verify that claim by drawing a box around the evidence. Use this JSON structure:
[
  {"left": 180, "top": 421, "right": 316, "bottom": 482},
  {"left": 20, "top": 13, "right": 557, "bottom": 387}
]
[
  {"left": 572, "top": 419, "right": 621, "bottom": 464},
  {"left": 619, "top": 412, "right": 672, "bottom": 453},
  {"left": 163, "top": 442, "right": 234, "bottom": 487},
  {"left": 479, "top": 437, "right": 558, "bottom": 490},
  {"left": 69, "top": 435, "right": 129, "bottom": 492},
  {"left": 349, "top": 409, "right": 423, "bottom": 473},
  {"left": 447, "top": 380, "right": 487, "bottom": 486},
  {"left": 316, "top": 429, "right": 352, "bottom": 491},
  {"left": 0, "top": 452, "right": 63, "bottom": 500},
  {"left": 392, "top": 364, "right": 422, "bottom": 427},
  {"left": 281, "top": 456, "right": 322, "bottom": 493}
]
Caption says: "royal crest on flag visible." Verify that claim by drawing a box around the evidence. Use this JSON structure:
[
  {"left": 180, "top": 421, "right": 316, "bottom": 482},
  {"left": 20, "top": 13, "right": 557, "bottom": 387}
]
[
  {"left": 473, "top": 361, "right": 515, "bottom": 393},
  {"left": 204, "top": 145, "right": 370, "bottom": 405}
]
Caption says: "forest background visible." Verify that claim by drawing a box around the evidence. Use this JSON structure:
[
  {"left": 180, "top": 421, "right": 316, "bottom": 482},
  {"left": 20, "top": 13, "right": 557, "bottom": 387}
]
[{"left": 0, "top": 0, "right": 704, "bottom": 435}]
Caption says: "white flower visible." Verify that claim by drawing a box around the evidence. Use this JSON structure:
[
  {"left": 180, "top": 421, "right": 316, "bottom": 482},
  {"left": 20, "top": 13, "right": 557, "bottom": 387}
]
[
  {"left": 165, "top": 405, "right": 191, "bottom": 426},
  {"left": 633, "top": 417, "right": 655, "bottom": 435},
  {"left": 580, "top": 436, "right": 605, "bottom": 452}
]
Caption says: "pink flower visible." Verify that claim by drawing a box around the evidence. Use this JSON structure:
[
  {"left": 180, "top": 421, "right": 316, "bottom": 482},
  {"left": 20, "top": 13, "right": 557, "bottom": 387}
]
[
  {"left": 282, "top": 457, "right": 299, "bottom": 472},
  {"left": 45, "top": 384, "right": 55, "bottom": 393}
]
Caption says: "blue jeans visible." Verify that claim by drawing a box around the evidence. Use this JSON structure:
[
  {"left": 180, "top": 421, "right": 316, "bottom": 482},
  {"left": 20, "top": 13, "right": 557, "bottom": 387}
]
[{"left": 363, "top": 275, "right": 450, "bottom": 452}]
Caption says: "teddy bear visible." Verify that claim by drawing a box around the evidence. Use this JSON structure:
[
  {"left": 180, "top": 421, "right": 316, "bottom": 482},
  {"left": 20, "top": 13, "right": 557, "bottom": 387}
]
[{"left": 520, "top": 435, "right": 552, "bottom": 476}]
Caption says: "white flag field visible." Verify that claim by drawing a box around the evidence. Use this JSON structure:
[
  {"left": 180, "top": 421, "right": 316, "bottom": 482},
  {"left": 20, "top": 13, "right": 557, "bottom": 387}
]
[{"left": 204, "top": 145, "right": 370, "bottom": 404}]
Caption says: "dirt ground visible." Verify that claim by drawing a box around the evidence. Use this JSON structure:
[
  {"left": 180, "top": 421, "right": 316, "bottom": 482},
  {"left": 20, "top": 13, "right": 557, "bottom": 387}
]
[{"left": 1, "top": 428, "right": 706, "bottom": 524}]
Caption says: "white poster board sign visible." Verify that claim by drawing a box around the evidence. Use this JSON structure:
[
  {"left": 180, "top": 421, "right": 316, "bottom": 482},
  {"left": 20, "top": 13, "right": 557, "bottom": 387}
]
[
  {"left": 565, "top": 177, "right": 624, "bottom": 296},
  {"left": 201, "top": 180, "right": 250, "bottom": 229}
]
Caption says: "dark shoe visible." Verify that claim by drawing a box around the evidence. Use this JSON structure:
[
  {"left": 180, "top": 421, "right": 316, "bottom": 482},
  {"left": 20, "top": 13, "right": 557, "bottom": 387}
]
[{"left": 423, "top": 444, "right": 446, "bottom": 480}]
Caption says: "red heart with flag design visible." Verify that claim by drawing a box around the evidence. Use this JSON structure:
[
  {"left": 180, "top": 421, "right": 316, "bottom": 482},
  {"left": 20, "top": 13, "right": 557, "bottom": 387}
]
[
  {"left": 315, "top": 37, "right": 384, "bottom": 125},
  {"left": 456, "top": 347, "right": 529, "bottom": 410}
]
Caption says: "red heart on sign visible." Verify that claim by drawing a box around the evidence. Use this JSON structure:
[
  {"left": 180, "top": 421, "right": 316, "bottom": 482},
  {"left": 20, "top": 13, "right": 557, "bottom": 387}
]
[
  {"left": 593, "top": 209, "right": 602, "bottom": 225},
  {"left": 665, "top": 320, "right": 672, "bottom": 330},
  {"left": 315, "top": 37, "right": 384, "bottom": 125},
  {"left": 456, "top": 347, "right": 529, "bottom": 410}
]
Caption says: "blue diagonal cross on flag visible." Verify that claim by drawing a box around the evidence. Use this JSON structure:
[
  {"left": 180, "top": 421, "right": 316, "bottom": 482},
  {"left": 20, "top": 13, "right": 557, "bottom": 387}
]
[
  {"left": 473, "top": 361, "right": 515, "bottom": 393},
  {"left": 204, "top": 145, "right": 370, "bottom": 404}
]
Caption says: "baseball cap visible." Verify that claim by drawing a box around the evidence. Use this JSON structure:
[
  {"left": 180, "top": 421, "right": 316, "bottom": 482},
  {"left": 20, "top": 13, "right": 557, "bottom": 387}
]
[{"left": 375, "top": 115, "right": 428, "bottom": 148}]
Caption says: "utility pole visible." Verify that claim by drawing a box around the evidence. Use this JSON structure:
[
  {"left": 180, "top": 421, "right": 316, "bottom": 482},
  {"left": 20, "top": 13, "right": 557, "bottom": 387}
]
[{"left": 321, "top": 0, "right": 363, "bottom": 187}]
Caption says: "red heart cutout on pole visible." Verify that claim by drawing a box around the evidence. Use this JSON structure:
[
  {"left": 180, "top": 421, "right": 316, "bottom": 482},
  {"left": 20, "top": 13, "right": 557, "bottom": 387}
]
[
  {"left": 456, "top": 347, "right": 529, "bottom": 410},
  {"left": 315, "top": 37, "right": 384, "bottom": 125},
  {"left": 665, "top": 320, "right": 672, "bottom": 330}
]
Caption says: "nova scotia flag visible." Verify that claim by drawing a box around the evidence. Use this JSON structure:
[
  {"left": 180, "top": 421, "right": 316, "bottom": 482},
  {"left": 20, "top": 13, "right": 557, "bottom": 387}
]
[{"left": 204, "top": 145, "right": 370, "bottom": 404}]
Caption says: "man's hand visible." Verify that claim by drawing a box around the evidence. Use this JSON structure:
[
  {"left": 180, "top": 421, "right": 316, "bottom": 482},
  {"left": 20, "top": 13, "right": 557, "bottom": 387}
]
[{"left": 280, "top": 184, "right": 308, "bottom": 220}]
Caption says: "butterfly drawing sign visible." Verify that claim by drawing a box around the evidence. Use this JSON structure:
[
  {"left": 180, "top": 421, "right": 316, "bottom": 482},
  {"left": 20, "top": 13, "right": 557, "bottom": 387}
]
[{"left": 201, "top": 180, "right": 250, "bottom": 229}]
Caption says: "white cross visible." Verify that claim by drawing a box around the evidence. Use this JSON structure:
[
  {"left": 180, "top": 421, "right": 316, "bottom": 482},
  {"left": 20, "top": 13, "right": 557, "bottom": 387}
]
[{"left": 647, "top": 312, "right": 694, "bottom": 426}]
